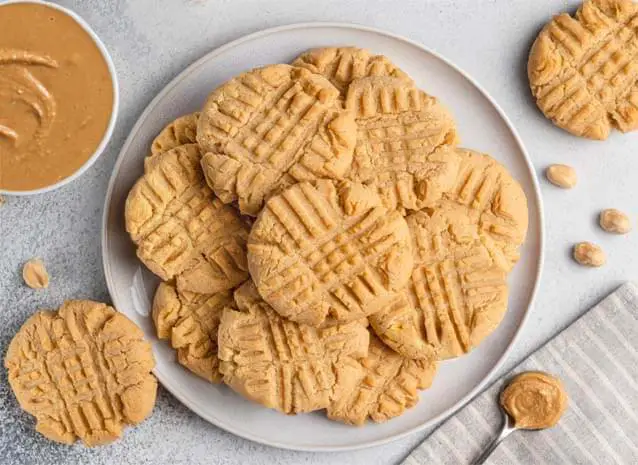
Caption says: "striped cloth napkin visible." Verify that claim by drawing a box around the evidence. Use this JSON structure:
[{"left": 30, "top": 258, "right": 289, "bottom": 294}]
[{"left": 403, "top": 282, "right": 638, "bottom": 465}]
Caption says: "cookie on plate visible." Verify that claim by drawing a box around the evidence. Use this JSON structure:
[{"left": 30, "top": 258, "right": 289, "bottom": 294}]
[
  {"left": 125, "top": 144, "right": 250, "bottom": 294},
  {"left": 152, "top": 282, "right": 235, "bottom": 383},
  {"left": 369, "top": 204, "right": 510, "bottom": 360},
  {"left": 247, "top": 179, "right": 414, "bottom": 327},
  {"left": 528, "top": 0, "right": 638, "bottom": 139},
  {"left": 345, "top": 76, "right": 459, "bottom": 213},
  {"left": 198, "top": 64, "right": 357, "bottom": 216},
  {"left": 327, "top": 333, "right": 436, "bottom": 425},
  {"left": 292, "top": 46, "right": 412, "bottom": 97},
  {"left": 145, "top": 112, "right": 200, "bottom": 171},
  {"left": 150, "top": 112, "right": 200, "bottom": 156},
  {"left": 438, "top": 148, "right": 528, "bottom": 271},
  {"left": 5, "top": 300, "right": 157, "bottom": 446},
  {"left": 217, "top": 281, "right": 369, "bottom": 414}
]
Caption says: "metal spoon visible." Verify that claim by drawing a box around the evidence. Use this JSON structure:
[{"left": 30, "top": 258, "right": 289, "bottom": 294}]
[{"left": 471, "top": 407, "right": 518, "bottom": 465}]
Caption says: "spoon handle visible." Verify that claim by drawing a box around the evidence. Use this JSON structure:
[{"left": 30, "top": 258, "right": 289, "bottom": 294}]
[{"left": 471, "top": 412, "right": 516, "bottom": 465}]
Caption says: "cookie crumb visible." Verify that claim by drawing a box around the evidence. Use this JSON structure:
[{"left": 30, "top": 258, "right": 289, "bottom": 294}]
[{"left": 22, "top": 258, "right": 50, "bottom": 289}]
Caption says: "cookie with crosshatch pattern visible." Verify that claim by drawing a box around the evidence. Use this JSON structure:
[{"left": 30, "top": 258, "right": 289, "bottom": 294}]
[
  {"left": 368, "top": 148, "right": 526, "bottom": 360},
  {"left": 247, "top": 179, "right": 414, "bottom": 327},
  {"left": 528, "top": 0, "right": 638, "bottom": 139},
  {"left": 5, "top": 300, "right": 157, "bottom": 446},
  {"left": 145, "top": 112, "right": 200, "bottom": 171},
  {"left": 152, "top": 282, "right": 235, "bottom": 383},
  {"left": 368, "top": 204, "right": 511, "bottom": 360},
  {"left": 217, "top": 281, "right": 369, "bottom": 414},
  {"left": 438, "top": 148, "right": 528, "bottom": 272},
  {"left": 345, "top": 76, "right": 459, "bottom": 213},
  {"left": 198, "top": 64, "right": 357, "bottom": 216},
  {"left": 292, "top": 46, "right": 412, "bottom": 97},
  {"left": 150, "top": 112, "right": 200, "bottom": 156},
  {"left": 327, "top": 333, "right": 436, "bottom": 425},
  {"left": 125, "top": 144, "right": 250, "bottom": 294}
]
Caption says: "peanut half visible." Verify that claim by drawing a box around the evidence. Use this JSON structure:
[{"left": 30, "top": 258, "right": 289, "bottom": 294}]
[
  {"left": 599, "top": 209, "right": 631, "bottom": 234},
  {"left": 573, "top": 242, "right": 605, "bottom": 267},
  {"left": 546, "top": 164, "right": 577, "bottom": 189},
  {"left": 22, "top": 258, "right": 50, "bottom": 289}
]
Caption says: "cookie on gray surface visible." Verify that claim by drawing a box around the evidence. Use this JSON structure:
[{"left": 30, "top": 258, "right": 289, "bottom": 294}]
[{"left": 5, "top": 300, "right": 157, "bottom": 446}]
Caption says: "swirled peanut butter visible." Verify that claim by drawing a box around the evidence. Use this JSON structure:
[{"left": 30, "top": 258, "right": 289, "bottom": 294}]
[
  {"left": 0, "top": 3, "right": 114, "bottom": 191},
  {"left": 500, "top": 371, "right": 568, "bottom": 429}
]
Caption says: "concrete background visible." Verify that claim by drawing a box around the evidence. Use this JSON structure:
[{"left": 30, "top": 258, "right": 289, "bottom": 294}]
[{"left": 1, "top": 0, "right": 636, "bottom": 464}]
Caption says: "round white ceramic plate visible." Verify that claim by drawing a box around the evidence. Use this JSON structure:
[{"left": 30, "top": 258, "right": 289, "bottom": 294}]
[{"left": 102, "top": 23, "right": 544, "bottom": 452}]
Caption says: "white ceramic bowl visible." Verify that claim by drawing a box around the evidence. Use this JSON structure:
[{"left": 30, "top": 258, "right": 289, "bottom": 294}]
[{"left": 0, "top": 0, "right": 119, "bottom": 196}]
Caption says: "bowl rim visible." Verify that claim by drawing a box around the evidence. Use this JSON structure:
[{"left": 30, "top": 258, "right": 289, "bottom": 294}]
[{"left": 0, "top": 0, "right": 119, "bottom": 196}]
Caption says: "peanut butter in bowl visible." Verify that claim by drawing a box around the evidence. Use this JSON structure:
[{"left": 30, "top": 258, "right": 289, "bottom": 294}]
[{"left": 0, "top": 1, "right": 118, "bottom": 194}]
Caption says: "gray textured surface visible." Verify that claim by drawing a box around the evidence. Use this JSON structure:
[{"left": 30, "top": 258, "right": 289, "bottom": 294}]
[{"left": 1, "top": 0, "right": 637, "bottom": 464}]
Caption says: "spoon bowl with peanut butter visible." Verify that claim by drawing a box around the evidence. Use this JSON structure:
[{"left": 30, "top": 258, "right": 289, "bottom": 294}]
[
  {"left": 472, "top": 371, "right": 568, "bottom": 465},
  {"left": 0, "top": 1, "right": 118, "bottom": 195}
]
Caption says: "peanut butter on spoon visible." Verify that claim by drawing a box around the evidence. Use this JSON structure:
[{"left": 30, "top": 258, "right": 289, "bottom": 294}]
[
  {"left": 472, "top": 371, "right": 568, "bottom": 465},
  {"left": 500, "top": 371, "right": 568, "bottom": 429}
]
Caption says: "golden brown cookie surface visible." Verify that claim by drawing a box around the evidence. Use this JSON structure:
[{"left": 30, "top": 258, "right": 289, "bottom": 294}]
[
  {"left": 217, "top": 281, "right": 369, "bottom": 414},
  {"left": 369, "top": 205, "right": 510, "bottom": 360},
  {"left": 327, "top": 334, "right": 436, "bottom": 425},
  {"left": 345, "top": 76, "right": 459, "bottom": 213},
  {"left": 4, "top": 300, "right": 157, "bottom": 446},
  {"left": 439, "top": 148, "right": 528, "bottom": 271},
  {"left": 152, "top": 282, "right": 235, "bottom": 383},
  {"left": 198, "top": 64, "right": 357, "bottom": 216},
  {"left": 125, "top": 144, "right": 249, "bottom": 294},
  {"left": 292, "top": 47, "right": 412, "bottom": 97},
  {"left": 150, "top": 112, "right": 200, "bottom": 156},
  {"left": 247, "top": 179, "right": 414, "bottom": 327},
  {"left": 528, "top": 0, "right": 638, "bottom": 139}
]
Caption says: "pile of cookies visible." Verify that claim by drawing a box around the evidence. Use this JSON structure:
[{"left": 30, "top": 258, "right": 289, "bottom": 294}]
[{"left": 124, "top": 47, "right": 529, "bottom": 425}]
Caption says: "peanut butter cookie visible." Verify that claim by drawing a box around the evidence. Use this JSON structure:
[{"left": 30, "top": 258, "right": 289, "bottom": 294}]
[
  {"left": 345, "top": 76, "right": 459, "bottom": 213},
  {"left": 327, "top": 333, "right": 436, "bottom": 425},
  {"left": 125, "top": 144, "right": 249, "bottom": 294},
  {"left": 5, "top": 300, "right": 157, "bottom": 446},
  {"left": 247, "top": 179, "right": 414, "bottom": 327},
  {"left": 150, "top": 112, "right": 200, "bottom": 156},
  {"left": 292, "top": 47, "right": 412, "bottom": 97},
  {"left": 152, "top": 282, "right": 235, "bottom": 383},
  {"left": 217, "top": 281, "right": 369, "bottom": 414},
  {"left": 198, "top": 64, "right": 357, "bottom": 216},
  {"left": 434, "top": 148, "right": 529, "bottom": 271},
  {"left": 369, "top": 205, "right": 510, "bottom": 360},
  {"left": 528, "top": 0, "right": 638, "bottom": 139}
]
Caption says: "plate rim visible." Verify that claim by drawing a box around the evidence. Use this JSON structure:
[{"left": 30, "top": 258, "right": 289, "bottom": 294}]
[{"left": 101, "top": 21, "right": 545, "bottom": 452}]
